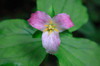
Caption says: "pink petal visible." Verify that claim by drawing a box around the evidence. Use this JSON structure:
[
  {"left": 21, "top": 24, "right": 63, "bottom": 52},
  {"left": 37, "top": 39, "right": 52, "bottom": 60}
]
[
  {"left": 28, "top": 11, "right": 51, "bottom": 31},
  {"left": 53, "top": 13, "right": 74, "bottom": 32},
  {"left": 42, "top": 31, "right": 60, "bottom": 54}
]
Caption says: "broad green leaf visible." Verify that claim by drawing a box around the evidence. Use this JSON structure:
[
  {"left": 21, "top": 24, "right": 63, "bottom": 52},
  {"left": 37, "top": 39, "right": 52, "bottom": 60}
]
[
  {"left": 37, "top": 0, "right": 53, "bottom": 13},
  {"left": 55, "top": 35, "right": 100, "bottom": 66},
  {"left": 37, "top": 0, "right": 88, "bottom": 32},
  {"left": 0, "top": 19, "right": 46, "bottom": 66},
  {"left": 60, "top": 30, "right": 73, "bottom": 37},
  {"left": 32, "top": 30, "right": 42, "bottom": 38},
  {"left": 0, "top": 63, "right": 20, "bottom": 66}
]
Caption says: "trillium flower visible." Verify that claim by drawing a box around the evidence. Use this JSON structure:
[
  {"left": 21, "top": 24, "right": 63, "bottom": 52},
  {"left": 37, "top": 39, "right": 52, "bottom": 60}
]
[{"left": 28, "top": 11, "right": 74, "bottom": 54}]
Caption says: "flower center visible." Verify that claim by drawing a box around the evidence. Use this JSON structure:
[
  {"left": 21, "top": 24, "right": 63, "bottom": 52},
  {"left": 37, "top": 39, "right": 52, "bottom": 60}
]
[
  {"left": 48, "top": 25, "right": 54, "bottom": 30},
  {"left": 43, "top": 19, "right": 59, "bottom": 35}
]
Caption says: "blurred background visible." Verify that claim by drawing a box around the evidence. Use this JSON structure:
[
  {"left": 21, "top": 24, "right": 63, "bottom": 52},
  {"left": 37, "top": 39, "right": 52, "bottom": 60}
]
[
  {"left": 74, "top": 0, "right": 100, "bottom": 44},
  {"left": 0, "top": 0, "right": 36, "bottom": 20},
  {"left": 0, "top": 0, "right": 100, "bottom": 66}
]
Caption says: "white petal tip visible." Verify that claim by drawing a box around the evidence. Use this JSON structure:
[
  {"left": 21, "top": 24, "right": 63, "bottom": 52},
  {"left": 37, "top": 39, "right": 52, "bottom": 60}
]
[{"left": 46, "top": 49, "right": 58, "bottom": 54}]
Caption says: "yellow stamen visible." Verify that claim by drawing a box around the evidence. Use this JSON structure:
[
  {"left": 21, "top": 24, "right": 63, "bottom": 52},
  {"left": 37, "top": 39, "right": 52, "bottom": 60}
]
[
  {"left": 44, "top": 20, "right": 58, "bottom": 35},
  {"left": 43, "top": 28, "right": 48, "bottom": 32},
  {"left": 49, "top": 20, "right": 52, "bottom": 24},
  {"left": 54, "top": 28, "right": 59, "bottom": 32},
  {"left": 44, "top": 25, "right": 49, "bottom": 27},
  {"left": 49, "top": 30, "right": 52, "bottom": 35}
]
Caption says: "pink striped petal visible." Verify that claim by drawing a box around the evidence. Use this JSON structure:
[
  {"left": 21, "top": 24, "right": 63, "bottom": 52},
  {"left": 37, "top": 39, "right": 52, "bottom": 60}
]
[
  {"left": 42, "top": 31, "right": 60, "bottom": 54},
  {"left": 28, "top": 11, "right": 51, "bottom": 31},
  {"left": 53, "top": 13, "right": 74, "bottom": 32}
]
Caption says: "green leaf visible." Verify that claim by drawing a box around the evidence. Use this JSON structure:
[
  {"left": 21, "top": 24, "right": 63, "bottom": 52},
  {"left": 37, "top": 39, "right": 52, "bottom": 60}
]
[
  {"left": 48, "top": 6, "right": 55, "bottom": 18},
  {"left": 0, "top": 19, "right": 46, "bottom": 66},
  {"left": 55, "top": 35, "right": 100, "bottom": 66},
  {"left": 37, "top": 0, "right": 53, "bottom": 13},
  {"left": 37, "top": 0, "right": 88, "bottom": 32},
  {"left": 0, "top": 63, "right": 20, "bottom": 66},
  {"left": 60, "top": 30, "right": 73, "bottom": 37},
  {"left": 32, "top": 30, "right": 42, "bottom": 38}
]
